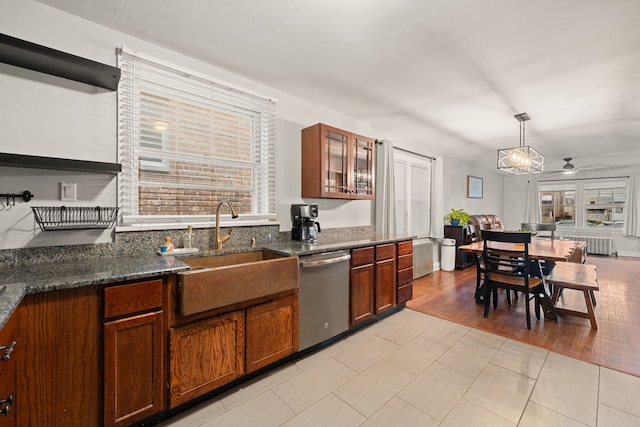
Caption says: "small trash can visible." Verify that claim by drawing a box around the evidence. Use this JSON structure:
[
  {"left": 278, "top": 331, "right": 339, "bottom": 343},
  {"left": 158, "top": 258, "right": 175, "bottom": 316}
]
[{"left": 441, "top": 238, "right": 456, "bottom": 272}]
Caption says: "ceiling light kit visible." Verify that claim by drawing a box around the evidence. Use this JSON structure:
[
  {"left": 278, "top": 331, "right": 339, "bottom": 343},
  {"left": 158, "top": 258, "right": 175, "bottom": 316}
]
[
  {"left": 562, "top": 157, "right": 576, "bottom": 174},
  {"left": 497, "top": 113, "right": 544, "bottom": 174}
]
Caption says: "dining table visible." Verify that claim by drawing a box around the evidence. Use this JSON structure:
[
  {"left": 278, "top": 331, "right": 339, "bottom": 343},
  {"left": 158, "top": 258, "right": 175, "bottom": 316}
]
[
  {"left": 457, "top": 238, "right": 585, "bottom": 321},
  {"left": 457, "top": 238, "right": 581, "bottom": 262}
]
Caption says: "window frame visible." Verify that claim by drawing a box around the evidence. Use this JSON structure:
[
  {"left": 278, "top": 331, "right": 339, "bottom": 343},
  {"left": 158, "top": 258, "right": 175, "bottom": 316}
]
[
  {"left": 116, "top": 47, "right": 277, "bottom": 230},
  {"left": 539, "top": 183, "right": 576, "bottom": 226},
  {"left": 539, "top": 178, "right": 628, "bottom": 232},
  {"left": 393, "top": 149, "right": 432, "bottom": 236}
]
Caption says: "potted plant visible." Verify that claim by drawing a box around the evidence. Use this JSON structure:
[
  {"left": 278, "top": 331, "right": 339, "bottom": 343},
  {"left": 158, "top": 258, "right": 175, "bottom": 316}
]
[{"left": 446, "top": 208, "right": 469, "bottom": 226}]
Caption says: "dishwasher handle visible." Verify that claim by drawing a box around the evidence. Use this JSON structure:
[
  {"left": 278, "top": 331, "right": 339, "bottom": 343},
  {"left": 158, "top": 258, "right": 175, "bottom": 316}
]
[{"left": 300, "top": 254, "right": 351, "bottom": 268}]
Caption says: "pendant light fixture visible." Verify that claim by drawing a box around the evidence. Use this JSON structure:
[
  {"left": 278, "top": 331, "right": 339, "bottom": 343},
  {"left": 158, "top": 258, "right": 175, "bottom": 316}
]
[{"left": 497, "top": 113, "right": 544, "bottom": 174}]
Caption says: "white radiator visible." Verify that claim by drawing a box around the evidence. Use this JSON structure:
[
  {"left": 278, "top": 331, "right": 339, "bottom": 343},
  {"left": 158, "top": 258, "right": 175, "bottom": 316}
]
[
  {"left": 559, "top": 235, "right": 613, "bottom": 256},
  {"left": 413, "top": 238, "right": 434, "bottom": 279}
]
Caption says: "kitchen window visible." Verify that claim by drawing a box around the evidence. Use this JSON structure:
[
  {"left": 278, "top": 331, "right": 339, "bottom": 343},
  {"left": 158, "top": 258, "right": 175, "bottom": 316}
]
[{"left": 117, "top": 47, "right": 277, "bottom": 227}]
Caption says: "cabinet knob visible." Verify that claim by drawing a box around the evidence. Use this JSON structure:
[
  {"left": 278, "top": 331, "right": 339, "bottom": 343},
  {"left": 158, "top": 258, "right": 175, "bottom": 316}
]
[{"left": 0, "top": 393, "right": 13, "bottom": 417}]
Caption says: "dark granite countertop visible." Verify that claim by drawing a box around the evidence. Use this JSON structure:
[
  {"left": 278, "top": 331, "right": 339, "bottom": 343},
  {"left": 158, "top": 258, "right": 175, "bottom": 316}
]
[
  {"left": 262, "top": 232, "right": 414, "bottom": 256},
  {"left": 0, "top": 232, "right": 414, "bottom": 328},
  {"left": 0, "top": 254, "right": 190, "bottom": 328}
]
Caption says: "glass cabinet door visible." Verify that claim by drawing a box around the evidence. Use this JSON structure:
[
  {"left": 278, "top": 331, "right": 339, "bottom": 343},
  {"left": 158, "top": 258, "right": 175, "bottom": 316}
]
[
  {"left": 302, "top": 123, "right": 375, "bottom": 199},
  {"left": 352, "top": 135, "right": 374, "bottom": 198},
  {"left": 323, "top": 129, "right": 349, "bottom": 195}
]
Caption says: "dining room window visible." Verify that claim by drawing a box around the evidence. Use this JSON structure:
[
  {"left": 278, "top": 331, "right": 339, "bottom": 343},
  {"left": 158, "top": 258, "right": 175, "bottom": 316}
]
[
  {"left": 393, "top": 150, "right": 431, "bottom": 236},
  {"left": 117, "top": 47, "right": 277, "bottom": 227},
  {"left": 584, "top": 180, "right": 626, "bottom": 228},
  {"left": 539, "top": 179, "right": 628, "bottom": 230},
  {"left": 539, "top": 183, "right": 576, "bottom": 226}
]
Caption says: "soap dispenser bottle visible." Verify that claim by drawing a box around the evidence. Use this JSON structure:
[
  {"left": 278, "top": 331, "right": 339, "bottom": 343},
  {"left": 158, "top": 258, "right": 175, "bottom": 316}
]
[
  {"left": 184, "top": 225, "right": 193, "bottom": 249},
  {"left": 160, "top": 236, "right": 174, "bottom": 253}
]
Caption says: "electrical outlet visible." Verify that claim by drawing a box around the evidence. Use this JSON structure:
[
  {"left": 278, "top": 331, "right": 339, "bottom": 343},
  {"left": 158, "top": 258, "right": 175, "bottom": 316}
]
[{"left": 60, "top": 182, "right": 77, "bottom": 201}]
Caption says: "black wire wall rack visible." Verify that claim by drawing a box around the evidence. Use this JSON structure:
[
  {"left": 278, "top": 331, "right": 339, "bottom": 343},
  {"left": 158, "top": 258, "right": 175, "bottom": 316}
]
[{"left": 31, "top": 206, "right": 118, "bottom": 231}]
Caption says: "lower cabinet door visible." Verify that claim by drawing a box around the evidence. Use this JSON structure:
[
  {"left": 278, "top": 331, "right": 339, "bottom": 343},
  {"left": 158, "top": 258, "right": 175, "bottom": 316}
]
[
  {"left": 350, "top": 263, "right": 375, "bottom": 325},
  {"left": 0, "top": 361, "right": 16, "bottom": 427},
  {"left": 375, "top": 258, "right": 396, "bottom": 314},
  {"left": 169, "top": 311, "right": 245, "bottom": 408},
  {"left": 104, "top": 310, "right": 164, "bottom": 427},
  {"left": 245, "top": 296, "right": 298, "bottom": 374}
]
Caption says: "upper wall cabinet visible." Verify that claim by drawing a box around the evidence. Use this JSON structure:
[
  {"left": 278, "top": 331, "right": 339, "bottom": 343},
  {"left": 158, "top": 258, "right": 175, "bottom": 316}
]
[
  {"left": 301, "top": 123, "right": 375, "bottom": 200},
  {"left": 0, "top": 33, "right": 121, "bottom": 91}
]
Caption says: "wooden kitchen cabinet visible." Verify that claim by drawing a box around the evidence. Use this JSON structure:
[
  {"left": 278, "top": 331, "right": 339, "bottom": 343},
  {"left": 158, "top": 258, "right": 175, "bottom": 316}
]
[
  {"left": 375, "top": 244, "right": 397, "bottom": 314},
  {"left": 0, "top": 358, "right": 16, "bottom": 427},
  {"left": 301, "top": 123, "right": 375, "bottom": 199},
  {"left": 350, "top": 246, "right": 375, "bottom": 326},
  {"left": 350, "top": 243, "right": 398, "bottom": 325},
  {"left": 17, "top": 286, "right": 101, "bottom": 427},
  {"left": 245, "top": 295, "right": 298, "bottom": 374},
  {"left": 397, "top": 240, "right": 414, "bottom": 304},
  {"left": 169, "top": 311, "right": 245, "bottom": 408},
  {"left": 103, "top": 279, "right": 164, "bottom": 427},
  {"left": 0, "top": 311, "right": 19, "bottom": 427}
]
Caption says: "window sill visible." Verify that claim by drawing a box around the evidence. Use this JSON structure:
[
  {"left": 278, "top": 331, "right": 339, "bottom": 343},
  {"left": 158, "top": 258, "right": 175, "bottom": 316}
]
[
  {"left": 116, "top": 218, "right": 279, "bottom": 233},
  {"left": 556, "top": 227, "right": 624, "bottom": 235}
]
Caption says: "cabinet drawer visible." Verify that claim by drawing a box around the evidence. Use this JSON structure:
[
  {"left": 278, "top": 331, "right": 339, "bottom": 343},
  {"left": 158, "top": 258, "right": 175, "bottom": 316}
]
[
  {"left": 104, "top": 279, "right": 163, "bottom": 319},
  {"left": 397, "top": 240, "right": 413, "bottom": 255},
  {"left": 398, "top": 253, "right": 413, "bottom": 270},
  {"left": 397, "top": 283, "right": 413, "bottom": 304},
  {"left": 376, "top": 243, "right": 396, "bottom": 261},
  {"left": 351, "top": 247, "right": 374, "bottom": 266},
  {"left": 398, "top": 268, "right": 413, "bottom": 286}
]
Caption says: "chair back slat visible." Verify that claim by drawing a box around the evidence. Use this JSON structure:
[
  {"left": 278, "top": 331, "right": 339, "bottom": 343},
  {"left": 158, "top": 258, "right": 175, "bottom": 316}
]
[
  {"left": 480, "top": 230, "right": 541, "bottom": 330},
  {"left": 481, "top": 231, "right": 532, "bottom": 278}
]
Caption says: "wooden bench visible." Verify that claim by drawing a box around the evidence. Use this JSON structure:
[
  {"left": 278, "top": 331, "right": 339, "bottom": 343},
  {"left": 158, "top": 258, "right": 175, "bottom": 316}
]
[{"left": 547, "top": 262, "right": 599, "bottom": 329}]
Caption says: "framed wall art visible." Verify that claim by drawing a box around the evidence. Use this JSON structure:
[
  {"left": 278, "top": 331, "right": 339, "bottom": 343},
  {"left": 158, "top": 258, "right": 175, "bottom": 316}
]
[{"left": 467, "top": 175, "right": 483, "bottom": 199}]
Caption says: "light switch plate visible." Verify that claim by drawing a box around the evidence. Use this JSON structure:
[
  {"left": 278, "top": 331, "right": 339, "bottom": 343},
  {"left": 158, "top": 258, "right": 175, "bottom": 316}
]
[{"left": 60, "top": 182, "right": 77, "bottom": 201}]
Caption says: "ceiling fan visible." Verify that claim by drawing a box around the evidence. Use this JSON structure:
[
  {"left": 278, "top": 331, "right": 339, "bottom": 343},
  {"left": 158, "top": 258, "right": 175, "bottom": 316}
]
[{"left": 546, "top": 157, "right": 610, "bottom": 174}]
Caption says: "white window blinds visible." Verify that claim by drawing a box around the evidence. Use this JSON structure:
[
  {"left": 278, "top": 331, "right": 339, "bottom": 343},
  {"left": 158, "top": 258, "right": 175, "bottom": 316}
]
[{"left": 117, "top": 47, "right": 277, "bottom": 226}]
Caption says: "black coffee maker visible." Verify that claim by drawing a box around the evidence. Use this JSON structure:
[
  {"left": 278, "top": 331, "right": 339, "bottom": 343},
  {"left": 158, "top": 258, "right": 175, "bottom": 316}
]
[{"left": 291, "top": 203, "right": 321, "bottom": 243}]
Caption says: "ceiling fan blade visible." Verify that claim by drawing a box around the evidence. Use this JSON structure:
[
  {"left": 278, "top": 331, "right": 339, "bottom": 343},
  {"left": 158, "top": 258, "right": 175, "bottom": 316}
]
[{"left": 580, "top": 163, "right": 610, "bottom": 170}]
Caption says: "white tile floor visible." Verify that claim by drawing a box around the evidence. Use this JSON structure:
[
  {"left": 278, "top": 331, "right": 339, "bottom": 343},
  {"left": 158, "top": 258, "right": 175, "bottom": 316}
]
[{"left": 160, "top": 309, "right": 640, "bottom": 427}]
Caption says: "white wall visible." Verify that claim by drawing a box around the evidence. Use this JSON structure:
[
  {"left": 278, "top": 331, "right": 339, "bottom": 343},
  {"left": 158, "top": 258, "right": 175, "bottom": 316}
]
[
  {"left": 1, "top": 0, "right": 450, "bottom": 249},
  {"left": 442, "top": 157, "right": 504, "bottom": 220}
]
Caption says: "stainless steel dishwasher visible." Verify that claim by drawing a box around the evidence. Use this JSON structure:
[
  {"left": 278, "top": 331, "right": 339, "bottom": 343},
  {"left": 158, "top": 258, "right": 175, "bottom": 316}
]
[{"left": 298, "top": 250, "right": 351, "bottom": 350}]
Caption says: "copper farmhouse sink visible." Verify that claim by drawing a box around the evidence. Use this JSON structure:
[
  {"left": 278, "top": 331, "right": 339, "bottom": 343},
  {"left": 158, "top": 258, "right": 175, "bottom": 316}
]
[{"left": 177, "top": 251, "right": 298, "bottom": 315}]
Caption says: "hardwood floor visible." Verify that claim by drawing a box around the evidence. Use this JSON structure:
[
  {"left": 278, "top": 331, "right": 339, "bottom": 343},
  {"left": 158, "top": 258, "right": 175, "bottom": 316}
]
[{"left": 408, "top": 255, "right": 640, "bottom": 378}]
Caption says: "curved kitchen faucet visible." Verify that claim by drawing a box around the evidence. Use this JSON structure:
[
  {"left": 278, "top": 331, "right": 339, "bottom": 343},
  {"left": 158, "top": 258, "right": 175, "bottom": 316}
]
[{"left": 215, "top": 199, "right": 239, "bottom": 250}]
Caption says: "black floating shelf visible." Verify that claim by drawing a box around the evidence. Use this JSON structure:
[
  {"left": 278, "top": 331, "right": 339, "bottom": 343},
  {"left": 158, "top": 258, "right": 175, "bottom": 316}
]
[
  {"left": 0, "top": 33, "right": 120, "bottom": 91},
  {"left": 0, "top": 153, "right": 121, "bottom": 174}
]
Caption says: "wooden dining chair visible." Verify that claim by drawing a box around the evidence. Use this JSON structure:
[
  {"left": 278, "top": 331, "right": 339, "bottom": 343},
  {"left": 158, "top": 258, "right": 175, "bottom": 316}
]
[
  {"left": 467, "top": 224, "right": 486, "bottom": 303},
  {"left": 481, "top": 230, "right": 544, "bottom": 329}
]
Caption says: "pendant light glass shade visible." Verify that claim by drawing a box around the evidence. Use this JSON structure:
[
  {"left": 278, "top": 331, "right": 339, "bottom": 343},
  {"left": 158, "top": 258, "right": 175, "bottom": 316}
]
[
  {"left": 497, "top": 146, "right": 544, "bottom": 174},
  {"left": 497, "top": 113, "right": 544, "bottom": 174}
]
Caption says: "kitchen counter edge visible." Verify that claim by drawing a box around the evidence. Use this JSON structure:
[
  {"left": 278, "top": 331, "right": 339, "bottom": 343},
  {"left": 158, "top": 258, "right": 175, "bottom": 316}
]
[{"left": 0, "top": 233, "right": 416, "bottom": 328}]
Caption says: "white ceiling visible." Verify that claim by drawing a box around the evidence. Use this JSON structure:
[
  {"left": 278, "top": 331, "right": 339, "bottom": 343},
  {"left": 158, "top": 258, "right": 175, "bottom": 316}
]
[{"left": 36, "top": 0, "right": 640, "bottom": 174}]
